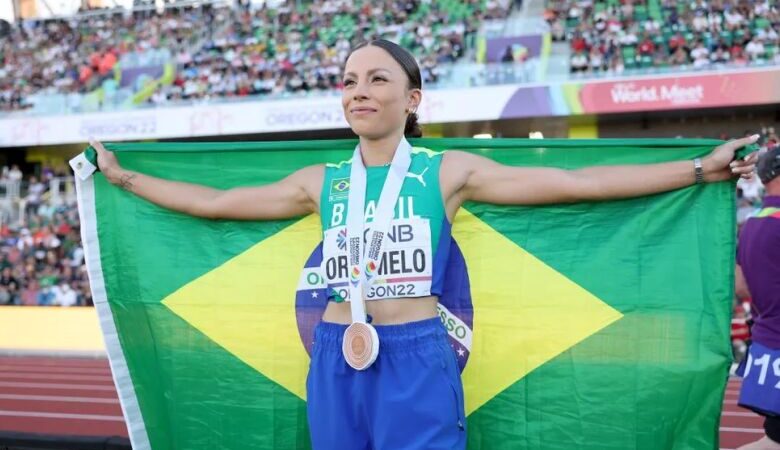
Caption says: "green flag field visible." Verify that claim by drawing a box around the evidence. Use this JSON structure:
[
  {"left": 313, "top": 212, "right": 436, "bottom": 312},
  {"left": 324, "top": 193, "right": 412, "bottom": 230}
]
[{"left": 72, "top": 138, "right": 737, "bottom": 449}]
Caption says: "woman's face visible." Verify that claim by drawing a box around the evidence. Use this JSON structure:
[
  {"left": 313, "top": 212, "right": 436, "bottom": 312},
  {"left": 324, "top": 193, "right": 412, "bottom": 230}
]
[{"left": 341, "top": 45, "right": 420, "bottom": 140}]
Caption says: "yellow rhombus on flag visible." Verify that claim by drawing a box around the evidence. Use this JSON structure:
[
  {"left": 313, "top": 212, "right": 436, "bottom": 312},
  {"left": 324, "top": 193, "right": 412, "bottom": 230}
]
[{"left": 163, "top": 210, "right": 622, "bottom": 415}]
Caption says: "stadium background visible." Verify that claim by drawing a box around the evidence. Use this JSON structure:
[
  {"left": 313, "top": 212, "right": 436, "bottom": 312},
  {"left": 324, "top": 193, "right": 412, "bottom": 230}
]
[{"left": 0, "top": 0, "right": 776, "bottom": 448}]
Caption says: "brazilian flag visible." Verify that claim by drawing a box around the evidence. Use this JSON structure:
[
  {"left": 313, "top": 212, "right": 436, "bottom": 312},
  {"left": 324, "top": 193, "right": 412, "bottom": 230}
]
[{"left": 72, "top": 139, "right": 737, "bottom": 450}]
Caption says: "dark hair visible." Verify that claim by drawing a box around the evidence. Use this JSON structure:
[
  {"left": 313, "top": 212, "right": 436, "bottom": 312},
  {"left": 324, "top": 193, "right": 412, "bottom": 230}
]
[
  {"left": 347, "top": 39, "right": 423, "bottom": 138},
  {"left": 757, "top": 147, "right": 780, "bottom": 184}
]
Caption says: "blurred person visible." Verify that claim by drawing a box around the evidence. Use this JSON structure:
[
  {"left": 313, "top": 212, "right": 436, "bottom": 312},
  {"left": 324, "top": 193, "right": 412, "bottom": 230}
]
[
  {"left": 735, "top": 148, "right": 780, "bottom": 450},
  {"left": 91, "top": 39, "right": 758, "bottom": 450},
  {"left": 669, "top": 32, "right": 687, "bottom": 53},
  {"left": 746, "top": 36, "right": 767, "bottom": 61},
  {"left": 732, "top": 46, "right": 750, "bottom": 65},
  {"left": 690, "top": 40, "right": 710, "bottom": 61},
  {"left": 608, "top": 54, "right": 626, "bottom": 74},
  {"left": 670, "top": 46, "right": 691, "bottom": 65},
  {"left": 571, "top": 51, "right": 589, "bottom": 72},
  {"left": 589, "top": 46, "right": 605, "bottom": 71},
  {"left": 52, "top": 282, "right": 78, "bottom": 307},
  {"left": 693, "top": 10, "right": 709, "bottom": 31},
  {"left": 638, "top": 34, "right": 656, "bottom": 56},
  {"left": 36, "top": 278, "right": 54, "bottom": 306},
  {"left": 711, "top": 45, "right": 731, "bottom": 63},
  {"left": 79, "top": 280, "right": 93, "bottom": 306},
  {"left": 7, "top": 165, "right": 22, "bottom": 199},
  {"left": 16, "top": 228, "right": 33, "bottom": 252},
  {"left": 0, "top": 285, "right": 10, "bottom": 305},
  {"left": 20, "top": 278, "right": 39, "bottom": 306},
  {"left": 738, "top": 196, "right": 760, "bottom": 225},
  {"left": 739, "top": 171, "right": 765, "bottom": 202},
  {"left": 25, "top": 176, "right": 46, "bottom": 217},
  {"left": 725, "top": 6, "right": 745, "bottom": 29},
  {"left": 0, "top": 267, "right": 19, "bottom": 293}
]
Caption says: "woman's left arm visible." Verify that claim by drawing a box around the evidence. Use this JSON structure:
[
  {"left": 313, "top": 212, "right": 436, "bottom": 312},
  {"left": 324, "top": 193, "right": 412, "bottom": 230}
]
[{"left": 454, "top": 135, "right": 760, "bottom": 206}]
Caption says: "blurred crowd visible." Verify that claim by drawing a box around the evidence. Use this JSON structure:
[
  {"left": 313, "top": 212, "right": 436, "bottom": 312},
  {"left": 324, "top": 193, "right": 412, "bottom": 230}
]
[
  {"left": 148, "top": 0, "right": 508, "bottom": 104},
  {"left": 0, "top": 169, "right": 90, "bottom": 307},
  {"left": 1, "top": 0, "right": 513, "bottom": 111},
  {"left": 545, "top": 0, "right": 780, "bottom": 74},
  {"left": 0, "top": 6, "right": 213, "bottom": 112}
]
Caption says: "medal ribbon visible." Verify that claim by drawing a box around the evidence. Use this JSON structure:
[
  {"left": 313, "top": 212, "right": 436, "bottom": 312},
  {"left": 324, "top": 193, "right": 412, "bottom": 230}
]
[{"left": 346, "top": 137, "right": 412, "bottom": 323}]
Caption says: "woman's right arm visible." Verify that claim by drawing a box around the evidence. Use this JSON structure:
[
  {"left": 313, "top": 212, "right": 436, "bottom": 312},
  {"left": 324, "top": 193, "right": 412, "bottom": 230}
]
[{"left": 92, "top": 140, "right": 322, "bottom": 221}]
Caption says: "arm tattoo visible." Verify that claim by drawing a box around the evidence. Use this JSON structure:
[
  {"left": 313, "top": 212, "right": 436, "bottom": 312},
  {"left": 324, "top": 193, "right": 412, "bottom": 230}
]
[{"left": 118, "top": 173, "right": 137, "bottom": 191}]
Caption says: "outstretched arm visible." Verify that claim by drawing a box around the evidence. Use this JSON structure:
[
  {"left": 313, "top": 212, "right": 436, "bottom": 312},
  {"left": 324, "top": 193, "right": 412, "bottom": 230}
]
[
  {"left": 92, "top": 140, "right": 322, "bottom": 220},
  {"left": 451, "top": 136, "right": 759, "bottom": 206}
]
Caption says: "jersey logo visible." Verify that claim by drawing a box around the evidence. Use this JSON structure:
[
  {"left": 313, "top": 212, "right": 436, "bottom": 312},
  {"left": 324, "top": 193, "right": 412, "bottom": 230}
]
[
  {"left": 405, "top": 167, "right": 429, "bottom": 188},
  {"left": 336, "top": 228, "right": 347, "bottom": 250},
  {"left": 329, "top": 178, "right": 350, "bottom": 201}
]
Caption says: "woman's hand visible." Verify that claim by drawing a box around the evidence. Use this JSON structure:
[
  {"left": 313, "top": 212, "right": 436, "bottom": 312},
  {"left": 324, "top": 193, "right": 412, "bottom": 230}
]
[
  {"left": 702, "top": 135, "right": 761, "bottom": 182},
  {"left": 89, "top": 139, "right": 121, "bottom": 182}
]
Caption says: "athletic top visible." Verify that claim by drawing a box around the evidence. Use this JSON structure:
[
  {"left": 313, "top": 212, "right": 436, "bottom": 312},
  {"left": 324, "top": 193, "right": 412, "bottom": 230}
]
[
  {"left": 319, "top": 147, "right": 451, "bottom": 302},
  {"left": 738, "top": 195, "right": 780, "bottom": 348}
]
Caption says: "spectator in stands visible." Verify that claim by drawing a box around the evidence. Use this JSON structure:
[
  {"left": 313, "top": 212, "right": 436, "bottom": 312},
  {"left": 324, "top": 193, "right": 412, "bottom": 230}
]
[
  {"left": 746, "top": 36, "right": 767, "bottom": 61},
  {"left": 571, "top": 51, "right": 590, "bottom": 72},
  {"left": 589, "top": 45, "right": 605, "bottom": 71},
  {"left": 25, "top": 176, "right": 45, "bottom": 216},
  {"left": 501, "top": 46, "right": 515, "bottom": 62},
  {"left": 0, "top": 168, "right": 91, "bottom": 307},
  {"left": 2, "top": 0, "right": 513, "bottom": 112},
  {"left": 52, "top": 282, "right": 78, "bottom": 307},
  {"left": 608, "top": 54, "right": 625, "bottom": 73},
  {"left": 669, "top": 46, "right": 691, "bottom": 65},
  {"left": 1, "top": 273, "right": 20, "bottom": 305},
  {"left": 144, "top": 0, "right": 507, "bottom": 104},
  {"left": 711, "top": 44, "right": 731, "bottom": 63},
  {"left": 731, "top": 45, "right": 750, "bottom": 65},
  {"left": 638, "top": 34, "right": 656, "bottom": 56},
  {"left": 693, "top": 10, "right": 709, "bottom": 32},
  {"left": 691, "top": 41, "right": 711, "bottom": 68},
  {"left": 766, "top": 127, "right": 779, "bottom": 149},
  {"left": 668, "top": 32, "right": 686, "bottom": 53},
  {"left": 0, "top": 5, "right": 225, "bottom": 111},
  {"left": 724, "top": 6, "right": 745, "bottom": 29}
]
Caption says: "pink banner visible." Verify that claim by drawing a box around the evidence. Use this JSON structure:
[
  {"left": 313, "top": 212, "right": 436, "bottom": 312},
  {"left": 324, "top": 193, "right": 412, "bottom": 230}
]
[{"left": 578, "top": 69, "right": 780, "bottom": 114}]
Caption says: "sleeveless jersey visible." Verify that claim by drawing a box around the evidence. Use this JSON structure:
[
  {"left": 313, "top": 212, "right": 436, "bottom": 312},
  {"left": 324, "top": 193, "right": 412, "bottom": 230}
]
[{"left": 320, "top": 147, "right": 451, "bottom": 302}]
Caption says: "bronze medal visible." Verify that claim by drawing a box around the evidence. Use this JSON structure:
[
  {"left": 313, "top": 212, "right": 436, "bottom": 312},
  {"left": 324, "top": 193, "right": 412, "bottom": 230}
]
[{"left": 342, "top": 322, "right": 379, "bottom": 371}]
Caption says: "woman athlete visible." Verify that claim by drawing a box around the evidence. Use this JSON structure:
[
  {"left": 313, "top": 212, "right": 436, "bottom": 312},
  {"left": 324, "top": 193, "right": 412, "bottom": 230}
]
[{"left": 92, "top": 40, "right": 758, "bottom": 450}]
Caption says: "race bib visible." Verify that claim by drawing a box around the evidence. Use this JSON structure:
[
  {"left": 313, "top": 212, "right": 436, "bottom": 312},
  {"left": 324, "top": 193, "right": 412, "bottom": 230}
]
[
  {"left": 320, "top": 217, "right": 433, "bottom": 301},
  {"left": 738, "top": 341, "right": 780, "bottom": 416}
]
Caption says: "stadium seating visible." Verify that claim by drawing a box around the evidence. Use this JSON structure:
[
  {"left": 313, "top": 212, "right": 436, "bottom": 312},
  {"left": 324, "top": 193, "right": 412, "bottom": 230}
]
[
  {"left": 544, "top": 0, "right": 780, "bottom": 73},
  {"left": 0, "top": 6, "right": 216, "bottom": 112},
  {"left": 0, "top": 169, "right": 89, "bottom": 306},
  {"left": 0, "top": 0, "right": 513, "bottom": 112}
]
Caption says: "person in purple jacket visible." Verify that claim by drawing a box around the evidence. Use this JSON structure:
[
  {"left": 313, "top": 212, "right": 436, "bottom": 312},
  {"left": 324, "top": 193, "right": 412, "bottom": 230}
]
[{"left": 736, "top": 146, "right": 780, "bottom": 450}]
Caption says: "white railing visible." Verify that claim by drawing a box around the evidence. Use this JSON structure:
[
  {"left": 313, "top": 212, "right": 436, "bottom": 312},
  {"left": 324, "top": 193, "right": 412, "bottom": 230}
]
[{"left": 0, "top": 176, "right": 77, "bottom": 227}]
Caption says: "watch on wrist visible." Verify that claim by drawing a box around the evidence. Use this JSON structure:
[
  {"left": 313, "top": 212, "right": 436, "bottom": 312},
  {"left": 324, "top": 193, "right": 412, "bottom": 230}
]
[{"left": 694, "top": 158, "right": 704, "bottom": 184}]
